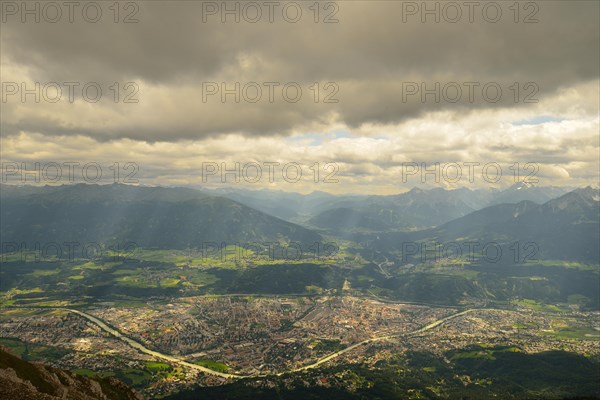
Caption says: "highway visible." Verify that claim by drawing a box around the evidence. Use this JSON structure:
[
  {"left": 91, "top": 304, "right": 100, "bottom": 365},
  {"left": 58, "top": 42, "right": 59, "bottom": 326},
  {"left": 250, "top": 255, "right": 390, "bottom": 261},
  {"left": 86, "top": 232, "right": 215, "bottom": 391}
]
[
  {"left": 66, "top": 309, "right": 240, "bottom": 379},
  {"left": 282, "top": 308, "right": 478, "bottom": 375},
  {"left": 61, "top": 306, "right": 480, "bottom": 379}
]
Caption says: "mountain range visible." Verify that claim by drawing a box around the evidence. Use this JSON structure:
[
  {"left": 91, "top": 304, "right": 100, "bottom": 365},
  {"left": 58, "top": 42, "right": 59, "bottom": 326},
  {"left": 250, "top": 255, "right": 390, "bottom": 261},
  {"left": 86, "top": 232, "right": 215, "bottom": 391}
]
[
  {"left": 0, "top": 184, "right": 321, "bottom": 250},
  {"left": 368, "top": 187, "right": 599, "bottom": 263},
  {"left": 0, "top": 183, "right": 597, "bottom": 263},
  {"left": 305, "top": 183, "right": 574, "bottom": 233}
]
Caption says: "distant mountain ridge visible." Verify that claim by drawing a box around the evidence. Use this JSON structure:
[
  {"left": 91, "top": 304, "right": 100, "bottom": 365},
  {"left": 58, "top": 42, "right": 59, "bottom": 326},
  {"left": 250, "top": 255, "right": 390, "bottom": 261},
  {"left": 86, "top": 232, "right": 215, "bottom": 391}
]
[
  {"left": 487, "top": 182, "right": 575, "bottom": 206},
  {"left": 0, "top": 184, "right": 322, "bottom": 250},
  {"left": 1, "top": 183, "right": 592, "bottom": 261},
  {"left": 201, "top": 186, "right": 341, "bottom": 221},
  {"left": 371, "top": 187, "right": 599, "bottom": 262},
  {"left": 307, "top": 183, "right": 573, "bottom": 233}
]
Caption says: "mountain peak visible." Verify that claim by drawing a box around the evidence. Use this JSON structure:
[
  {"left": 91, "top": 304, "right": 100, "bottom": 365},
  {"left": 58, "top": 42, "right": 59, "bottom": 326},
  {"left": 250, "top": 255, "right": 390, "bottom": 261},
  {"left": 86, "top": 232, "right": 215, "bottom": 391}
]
[
  {"left": 575, "top": 186, "right": 600, "bottom": 200},
  {"left": 508, "top": 181, "right": 535, "bottom": 191},
  {"left": 544, "top": 186, "right": 600, "bottom": 212},
  {"left": 408, "top": 187, "right": 425, "bottom": 194}
]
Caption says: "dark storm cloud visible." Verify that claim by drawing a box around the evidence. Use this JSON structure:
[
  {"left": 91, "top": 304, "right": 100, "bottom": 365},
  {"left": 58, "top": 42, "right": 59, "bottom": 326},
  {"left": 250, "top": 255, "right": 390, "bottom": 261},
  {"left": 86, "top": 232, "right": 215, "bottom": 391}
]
[{"left": 1, "top": 0, "right": 598, "bottom": 141}]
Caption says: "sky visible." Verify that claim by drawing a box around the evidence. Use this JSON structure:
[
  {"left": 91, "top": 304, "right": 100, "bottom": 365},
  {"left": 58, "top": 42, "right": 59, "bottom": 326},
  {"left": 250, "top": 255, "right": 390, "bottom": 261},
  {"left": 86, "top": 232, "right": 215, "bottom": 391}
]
[{"left": 1, "top": 0, "right": 599, "bottom": 194}]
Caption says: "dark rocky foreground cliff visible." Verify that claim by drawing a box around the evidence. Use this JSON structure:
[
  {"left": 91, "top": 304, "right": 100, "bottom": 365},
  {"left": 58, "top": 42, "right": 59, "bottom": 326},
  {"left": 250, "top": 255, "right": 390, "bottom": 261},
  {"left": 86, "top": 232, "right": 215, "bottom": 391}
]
[{"left": 0, "top": 347, "right": 142, "bottom": 400}]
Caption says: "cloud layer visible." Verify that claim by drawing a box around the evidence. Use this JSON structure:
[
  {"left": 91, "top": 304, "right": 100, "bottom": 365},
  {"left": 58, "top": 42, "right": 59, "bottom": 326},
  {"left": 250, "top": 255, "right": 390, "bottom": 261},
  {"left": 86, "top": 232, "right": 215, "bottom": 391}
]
[{"left": 1, "top": 1, "right": 598, "bottom": 192}]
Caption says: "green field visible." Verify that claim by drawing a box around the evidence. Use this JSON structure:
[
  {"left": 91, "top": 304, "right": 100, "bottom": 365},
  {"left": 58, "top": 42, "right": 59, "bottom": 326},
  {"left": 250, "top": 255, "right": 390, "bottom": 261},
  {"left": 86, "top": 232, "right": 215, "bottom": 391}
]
[
  {"left": 534, "top": 260, "right": 600, "bottom": 272},
  {"left": 72, "top": 362, "right": 181, "bottom": 387},
  {"left": 0, "top": 337, "right": 70, "bottom": 361},
  {"left": 543, "top": 327, "right": 600, "bottom": 341},
  {"left": 194, "top": 358, "right": 229, "bottom": 373},
  {"left": 514, "top": 299, "right": 570, "bottom": 313}
]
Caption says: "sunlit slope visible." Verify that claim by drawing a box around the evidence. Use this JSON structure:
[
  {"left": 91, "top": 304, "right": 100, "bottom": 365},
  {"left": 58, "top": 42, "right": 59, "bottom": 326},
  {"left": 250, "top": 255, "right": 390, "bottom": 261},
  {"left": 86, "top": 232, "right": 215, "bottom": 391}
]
[{"left": 0, "top": 184, "right": 322, "bottom": 249}]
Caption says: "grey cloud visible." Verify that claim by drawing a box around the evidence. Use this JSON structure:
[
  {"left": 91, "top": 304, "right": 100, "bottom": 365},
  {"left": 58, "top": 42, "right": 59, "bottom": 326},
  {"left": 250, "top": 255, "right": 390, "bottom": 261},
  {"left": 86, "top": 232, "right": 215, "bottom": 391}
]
[{"left": 1, "top": 1, "right": 598, "bottom": 141}]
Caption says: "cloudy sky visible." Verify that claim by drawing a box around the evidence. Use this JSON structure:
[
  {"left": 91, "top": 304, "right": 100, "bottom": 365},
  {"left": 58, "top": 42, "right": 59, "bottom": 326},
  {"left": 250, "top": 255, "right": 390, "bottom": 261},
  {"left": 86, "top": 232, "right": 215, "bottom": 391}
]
[{"left": 1, "top": 0, "right": 598, "bottom": 194}]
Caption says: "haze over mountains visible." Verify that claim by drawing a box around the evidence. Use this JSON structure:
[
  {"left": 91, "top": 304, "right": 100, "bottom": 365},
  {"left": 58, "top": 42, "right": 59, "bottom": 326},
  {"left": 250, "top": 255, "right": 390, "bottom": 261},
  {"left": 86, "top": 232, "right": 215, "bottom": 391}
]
[
  {"left": 0, "top": 183, "right": 596, "bottom": 264},
  {"left": 305, "top": 183, "right": 575, "bottom": 233},
  {"left": 202, "top": 187, "right": 340, "bottom": 222},
  {"left": 0, "top": 184, "right": 322, "bottom": 250},
  {"left": 195, "top": 183, "right": 574, "bottom": 233},
  {"left": 368, "top": 187, "right": 599, "bottom": 263}
]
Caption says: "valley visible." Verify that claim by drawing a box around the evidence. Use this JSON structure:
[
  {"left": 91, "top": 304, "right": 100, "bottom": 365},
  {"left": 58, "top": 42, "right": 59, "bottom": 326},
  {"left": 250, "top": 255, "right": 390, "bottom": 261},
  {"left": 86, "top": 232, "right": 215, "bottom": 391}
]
[{"left": 1, "top": 183, "right": 598, "bottom": 398}]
